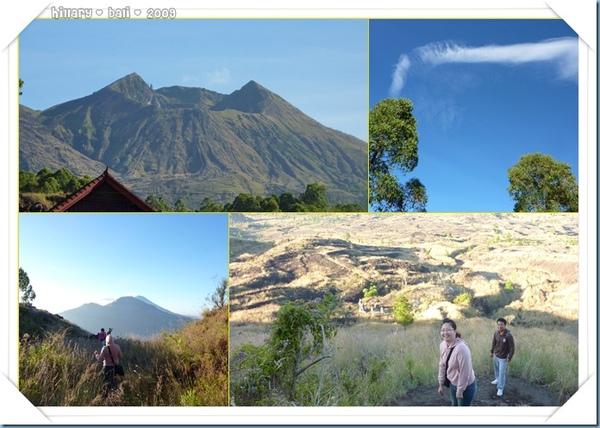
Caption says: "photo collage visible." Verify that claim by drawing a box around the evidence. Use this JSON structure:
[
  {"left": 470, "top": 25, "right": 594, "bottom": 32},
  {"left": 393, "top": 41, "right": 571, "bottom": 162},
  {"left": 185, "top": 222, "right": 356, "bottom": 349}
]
[{"left": 6, "top": 3, "right": 596, "bottom": 425}]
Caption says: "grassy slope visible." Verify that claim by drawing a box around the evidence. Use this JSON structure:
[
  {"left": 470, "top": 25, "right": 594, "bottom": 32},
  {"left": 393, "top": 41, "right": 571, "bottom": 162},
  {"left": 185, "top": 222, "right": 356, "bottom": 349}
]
[{"left": 19, "top": 305, "right": 228, "bottom": 406}]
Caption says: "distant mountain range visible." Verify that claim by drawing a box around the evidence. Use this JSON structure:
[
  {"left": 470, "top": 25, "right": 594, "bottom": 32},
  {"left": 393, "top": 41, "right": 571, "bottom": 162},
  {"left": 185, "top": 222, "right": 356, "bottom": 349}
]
[
  {"left": 19, "top": 72, "right": 368, "bottom": 208},
  {"left": 59, "top": 296, "right": 194, "bottom": 339}
]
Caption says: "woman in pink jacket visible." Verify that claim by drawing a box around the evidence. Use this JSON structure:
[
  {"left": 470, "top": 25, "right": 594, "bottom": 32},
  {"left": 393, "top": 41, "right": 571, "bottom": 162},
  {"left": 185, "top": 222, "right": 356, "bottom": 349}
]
[
  {"left": 94, "top": 334, "right": 122, "bottom": 395},
  {"left": 437, "top": 318, "right": 477, "bottom": 406}
]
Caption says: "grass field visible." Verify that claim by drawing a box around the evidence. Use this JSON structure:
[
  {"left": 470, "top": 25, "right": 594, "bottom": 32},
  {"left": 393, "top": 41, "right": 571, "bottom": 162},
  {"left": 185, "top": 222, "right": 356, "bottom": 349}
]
[
  {"left": 20, "top": 307, "right": 228, "bottom": 406},
  {"left": 230, "top": 317, "right": 577, "bottom": 406}
]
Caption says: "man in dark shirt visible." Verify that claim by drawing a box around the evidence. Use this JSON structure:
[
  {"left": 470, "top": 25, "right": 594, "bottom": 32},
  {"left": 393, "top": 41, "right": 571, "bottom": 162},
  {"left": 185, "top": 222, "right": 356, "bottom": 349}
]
[{"left": 490, "top": 317, "right": 515, "bottom": 397}]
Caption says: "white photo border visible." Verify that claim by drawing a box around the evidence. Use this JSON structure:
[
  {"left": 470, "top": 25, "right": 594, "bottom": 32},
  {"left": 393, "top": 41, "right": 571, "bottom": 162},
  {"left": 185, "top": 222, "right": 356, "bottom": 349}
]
[{"left": 1, "top": 0, "right": 596, "bottom": 425}]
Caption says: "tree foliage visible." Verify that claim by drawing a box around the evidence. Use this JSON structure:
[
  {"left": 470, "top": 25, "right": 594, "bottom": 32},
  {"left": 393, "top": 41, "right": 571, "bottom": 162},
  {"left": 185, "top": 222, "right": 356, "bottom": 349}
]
[
  {"left": 369, "top": 98, "right": 427, "bottom": 212},
  {"left": 231, "top": 293, "right": 342, "bottom": 404},
  {"left": 19, "top": 168, "right": 92, "bottom": 195},
  {"left": 268, "top": 294, "right": 342, "bottom": 399},
  {"left": 507, "top": 152, "right": 578, "bottom": 212},
  {"left": 22, "top": 166, "right": 365, "bottom": 213},
  {"left": 392, "top": 294, "right": 414, "bottom": 329},
  {"left": 174, "top": 198, "right": 190, "bottom": 212},
  {"left": 197, "top": 197, "right": 225, "bottom": 212},
  {"left": 453, "top": 292, "right": 473, "bottom": 306},
  {"left": 19, "top": 267, "right": 36, "bottom": 305},
  {"left": 147, "top": 183, "right": 365, "bottom": 213},
  {"left": 300, "top": 183, "right": 328, "bottom": 211},
  {"left": 362, "top": 284, "right": 378, "bottom": 298},
  {"left": 145, "top": 195, "right": 173, "bottom": 212}
]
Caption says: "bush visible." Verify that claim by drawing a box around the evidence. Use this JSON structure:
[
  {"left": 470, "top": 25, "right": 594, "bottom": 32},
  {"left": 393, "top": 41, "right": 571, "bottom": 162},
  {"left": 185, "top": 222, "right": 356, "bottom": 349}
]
[
  {"left": 362, "top": 284, "right": 378, "bottom": 298},
  {"left": 453, "top": 292, "right": 473, "bottom": 306},
  {"left": 393, "top": 294, "right": 414, "bottom": 328},
  {"left": 231, "top": 294, "right": 342, "bottom": 404}
]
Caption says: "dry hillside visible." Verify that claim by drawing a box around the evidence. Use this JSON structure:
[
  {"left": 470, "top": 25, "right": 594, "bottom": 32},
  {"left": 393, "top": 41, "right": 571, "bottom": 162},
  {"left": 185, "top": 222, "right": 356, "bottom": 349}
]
[{"left": 229, "top": 213, "right": 578, "bottom": 328}]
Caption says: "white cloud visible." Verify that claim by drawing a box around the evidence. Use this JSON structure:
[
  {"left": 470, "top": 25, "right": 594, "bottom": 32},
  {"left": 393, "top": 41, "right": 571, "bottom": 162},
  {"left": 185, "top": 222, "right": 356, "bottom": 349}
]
[
  {"left": 389, "top": 54, "right": 411, "bottom": 98},
  {"left": 389, "top": 37, "right": 578, "bottom": 97},
  {"left": 205, "top": 67, "right": 231, "bottom": 86}
]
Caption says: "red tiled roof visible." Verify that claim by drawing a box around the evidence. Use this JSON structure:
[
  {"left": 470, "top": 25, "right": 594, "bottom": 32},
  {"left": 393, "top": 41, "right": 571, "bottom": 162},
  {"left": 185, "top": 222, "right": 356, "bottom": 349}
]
[{"left": 49, "top": 168, "right": 155, "bottom": 212}]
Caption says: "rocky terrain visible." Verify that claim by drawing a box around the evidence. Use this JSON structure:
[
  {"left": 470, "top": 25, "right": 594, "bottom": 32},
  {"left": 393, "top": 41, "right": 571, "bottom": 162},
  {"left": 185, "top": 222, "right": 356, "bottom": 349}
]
[{"left": 229, "top": 213, "right": 578, "bottom": 328}]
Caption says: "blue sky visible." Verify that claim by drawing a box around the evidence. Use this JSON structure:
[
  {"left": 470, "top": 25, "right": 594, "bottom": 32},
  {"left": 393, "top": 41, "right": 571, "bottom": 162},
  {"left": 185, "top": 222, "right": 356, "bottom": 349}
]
[
  {"left": 18, "top": 214, "right": 228, "bottom": 316},
  {"left": 369, "top": 19, "right": 579, "bottom": 212},
  {"left": 18, "top": 18, "right": 368, "bottom": 140}
]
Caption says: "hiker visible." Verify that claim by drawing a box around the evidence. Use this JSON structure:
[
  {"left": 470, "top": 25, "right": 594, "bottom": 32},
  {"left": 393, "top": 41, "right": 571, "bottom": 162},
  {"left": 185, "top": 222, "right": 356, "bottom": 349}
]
[
  {"left": 98, "top": 328, "right": 107, "bottom": 347},
  {"left": 490, "top": 317, "right": 516, "bottom": 397},
  {"left": 437, "top": 318, "right": 477, "bottom": 406},
  {"left": 94, "top": 334, "right": 122, "bottom": 396}
]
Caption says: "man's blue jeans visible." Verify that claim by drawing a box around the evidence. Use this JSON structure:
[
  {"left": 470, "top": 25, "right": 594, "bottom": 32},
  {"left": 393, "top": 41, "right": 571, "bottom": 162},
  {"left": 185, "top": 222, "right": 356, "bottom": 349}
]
[
  {"left": 450, "top": 379, "right": 477, "bottom": 406},
  {"left": 494, "top": 355, "right": 508, "bottom": 390}
]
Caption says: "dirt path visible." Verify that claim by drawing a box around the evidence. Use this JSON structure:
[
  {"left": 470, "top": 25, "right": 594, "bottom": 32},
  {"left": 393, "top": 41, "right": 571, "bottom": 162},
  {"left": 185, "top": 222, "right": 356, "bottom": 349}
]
[{"left": 392, "top": 376, "right": 559, "bottom": 406}]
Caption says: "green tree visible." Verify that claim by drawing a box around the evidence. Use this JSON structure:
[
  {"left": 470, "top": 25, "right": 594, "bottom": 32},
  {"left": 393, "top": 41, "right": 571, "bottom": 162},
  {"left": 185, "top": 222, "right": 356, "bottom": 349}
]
[
  {"left": 174, "top": 198, "right": 190, "bottom": 212},
  {"left": 278, "top": 192, "right": 299, "bottom": 212},
  {"left": 19, "top": 268, "right": 36, "bottom": 305},
  {"left": 228, "top": 193, "right": 261, "bottom": 212},
  {"left": 507, "top": 152, "right": 578, "bottom": 212},
  {"left": 231, "top": 294, "right": 342, "bottom": 404},
  {"left": 260, "top": 195, "right": 281, "bottom": 212},
  {"left": 145, "top": 195, "right": 172, "bottom": 212},
  {"left": 332, "top": 202, "right": 366, "bottom": 212},
  {"left": 300, "top": 183, "right": 328, "bottom": 212},
  {"left": 268, "top": 294, "right": 342, "bottom": 400},
  {"left": 369, "top": 98, "right": 427, "bottom": 212},
  {"left": 197, "top": 197, "right": 224, "bottom": 212},
  {"left": 36, "top": 167, "right": 53, "bottom": 182},
  {"left": 64, "top": 177, "right": 83, "bottom": 193},
  {"left": 19, "top": 78, "right": 23, "bottom": 95},
  {"left": 19, "top": 171, "right": 38, "bottom": 192},
  {"left": 51, "top": 168, "right": 76, "bottom": 190},
  {"left": 393, "top": 294, "right": 414, "bottom": 329},
  {"left": 41, "top": 177, "right": 60, "bottom": 193},
  {"left": 20, "top": 168, "right": 91, "bottom": 194}
]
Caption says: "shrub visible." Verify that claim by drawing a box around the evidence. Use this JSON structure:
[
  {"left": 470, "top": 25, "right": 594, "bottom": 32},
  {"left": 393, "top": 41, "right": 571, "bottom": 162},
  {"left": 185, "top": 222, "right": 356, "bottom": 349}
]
[
  {"left": 231, "top": 294, "right": 342, "bottom": 404},
  {"left": 453, "top": 292, "right": 473, "bottom": 306},
  {"left": 362, "top": 284, "right": 378, "bottom": 298},
  {"left": 393, "top": 294, "right": 414, "bottom": 328}
]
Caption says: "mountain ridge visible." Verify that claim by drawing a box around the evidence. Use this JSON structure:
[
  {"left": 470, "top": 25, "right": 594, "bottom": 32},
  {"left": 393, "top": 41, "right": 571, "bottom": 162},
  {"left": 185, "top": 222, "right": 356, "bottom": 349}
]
[
  {"left": 20, "top": 73, "right": 367, "bottom": 208},
  {"left": 59, "top": 295, "right": 194, "bottom": 339}
]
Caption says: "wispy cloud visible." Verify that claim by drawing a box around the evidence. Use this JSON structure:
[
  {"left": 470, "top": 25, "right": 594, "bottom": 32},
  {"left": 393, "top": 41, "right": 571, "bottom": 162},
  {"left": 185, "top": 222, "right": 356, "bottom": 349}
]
[
  {"left": 205, "top": 67, "right": 231, "bottom": 86},
  {"left": 390, "top": 54, "right": 411, "bottom": 99},
  {"left": 389, "top": 37, "right": 578, "bottom": 97},
  {"left": 180, "top": 67, "right": 231, "bottom": 88}
]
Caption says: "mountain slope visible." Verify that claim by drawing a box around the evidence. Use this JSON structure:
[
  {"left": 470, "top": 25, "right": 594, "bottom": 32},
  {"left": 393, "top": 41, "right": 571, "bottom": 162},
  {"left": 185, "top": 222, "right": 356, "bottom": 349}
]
[
  {"left": 19, "top": 106, "right": 107, "bottom": 177},
  {"left": 20, "top": 73, "right": 367, "bottom": 208},
  {"left": 59, "top": 296, "right": 193, "bottom": 339},
  {"left": 229, "top": 213, "right": 578, "bottom": 327},
  {"left": 19, "top": 304, "right": 95, "bottom": 339}
]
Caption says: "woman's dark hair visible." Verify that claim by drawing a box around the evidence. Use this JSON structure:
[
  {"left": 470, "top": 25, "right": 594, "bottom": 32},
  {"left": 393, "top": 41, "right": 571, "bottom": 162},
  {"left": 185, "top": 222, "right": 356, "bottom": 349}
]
[{"left": 441, "top": 318, "right": 462, "bottom": 338}]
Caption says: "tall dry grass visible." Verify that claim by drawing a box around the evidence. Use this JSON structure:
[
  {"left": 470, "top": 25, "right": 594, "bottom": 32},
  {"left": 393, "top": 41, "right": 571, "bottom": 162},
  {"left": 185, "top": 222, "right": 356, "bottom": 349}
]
[
  {"left": 231, "top": 317, "right": 577, "bottom": 406},
  {"left": 19, "top": 307, "right": 228, "bottom": 406}
]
